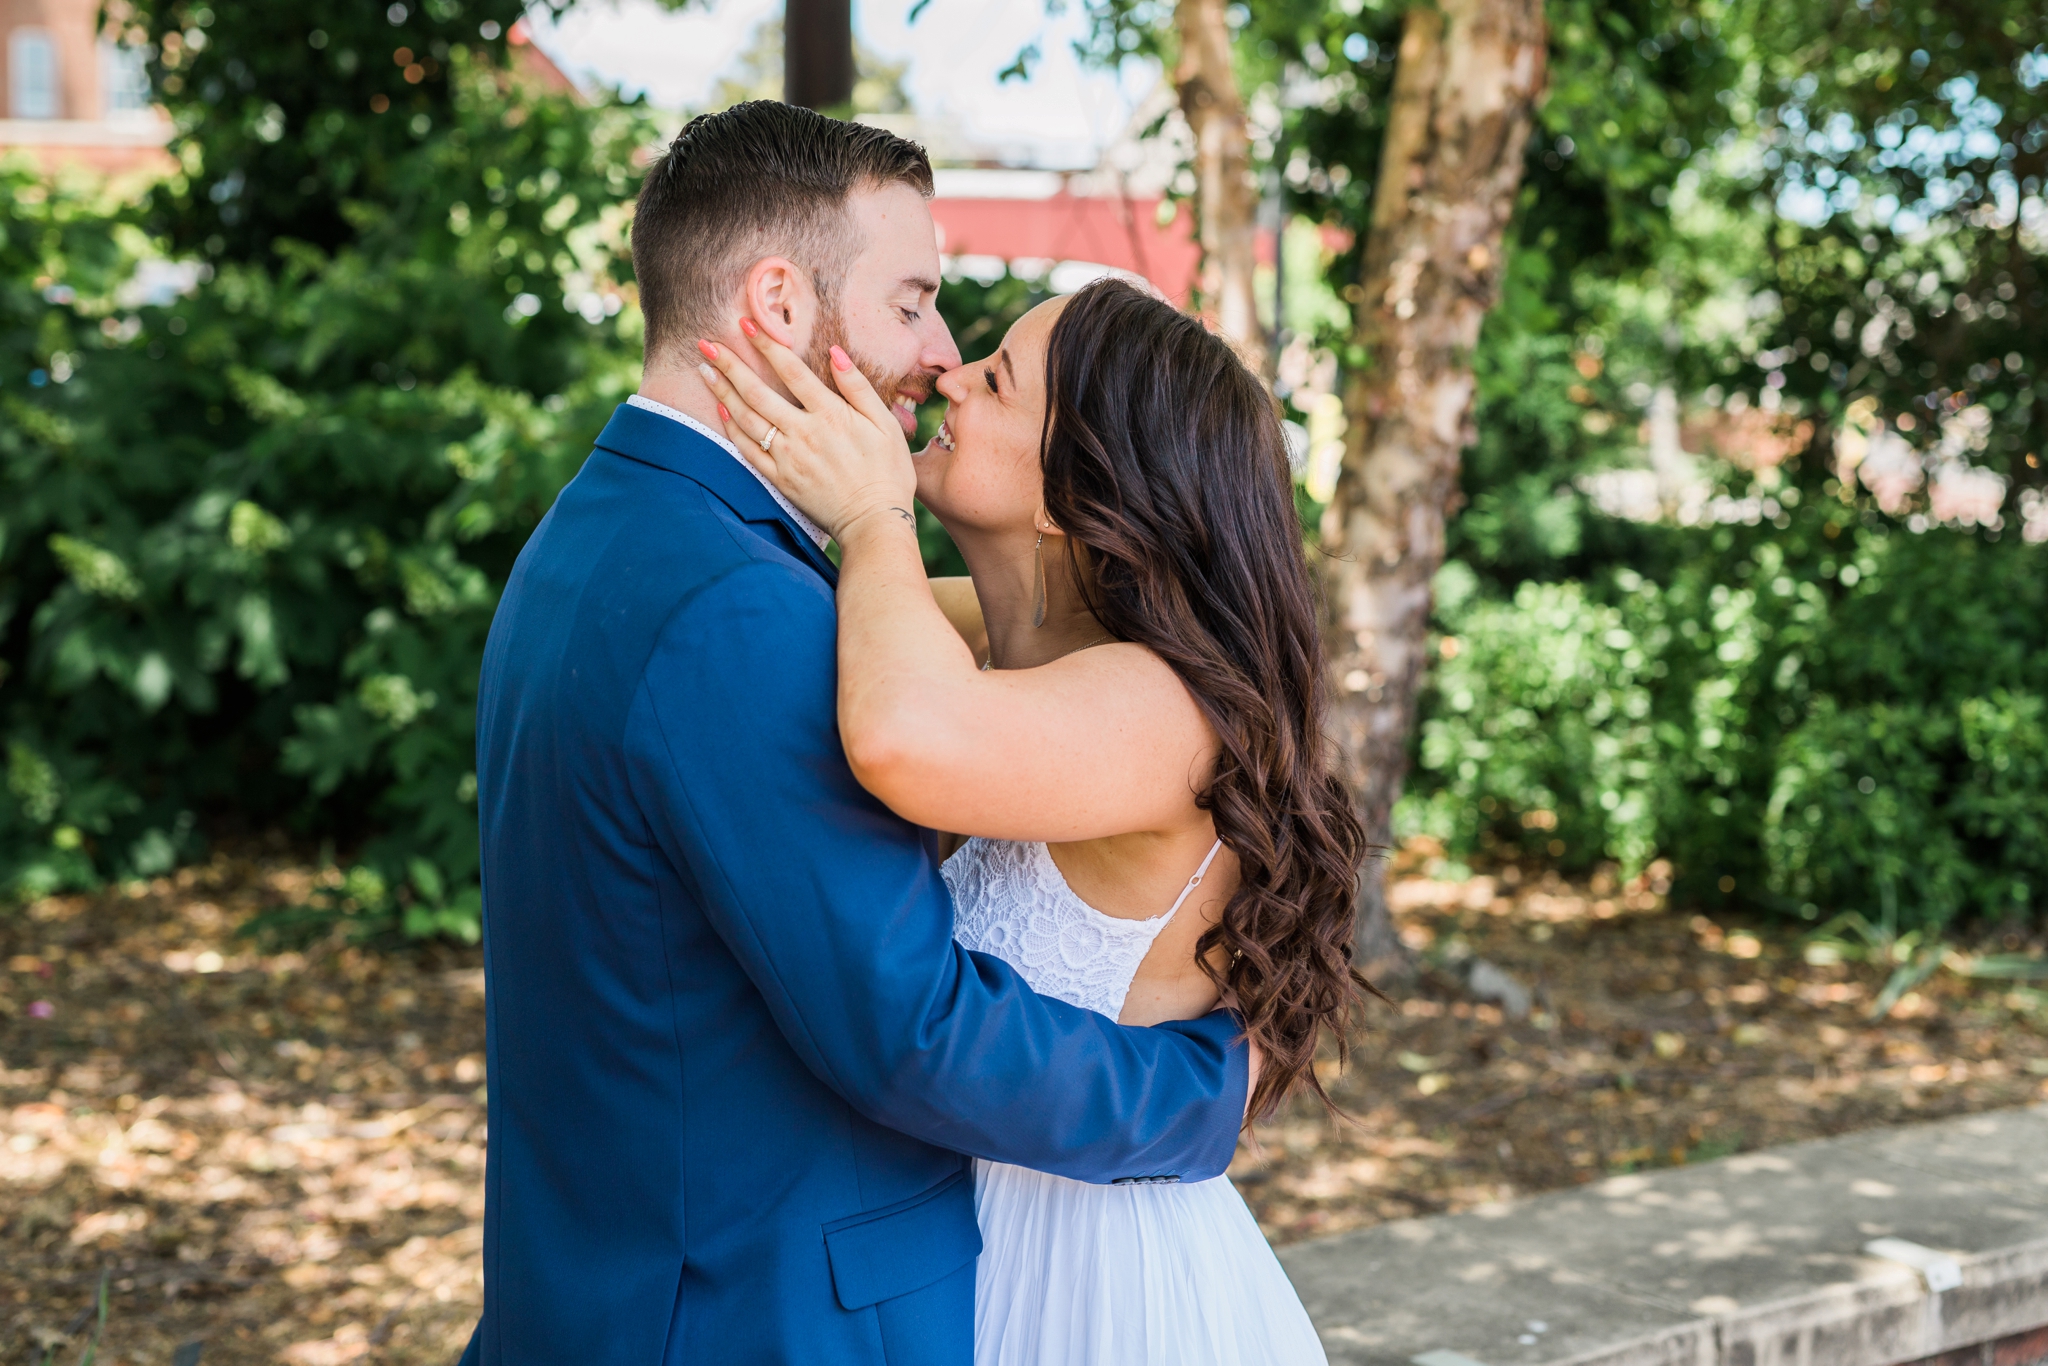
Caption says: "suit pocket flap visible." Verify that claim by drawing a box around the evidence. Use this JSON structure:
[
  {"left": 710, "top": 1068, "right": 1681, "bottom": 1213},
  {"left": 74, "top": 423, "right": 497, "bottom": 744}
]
[{"left": 821, "top": 1169, "right": 981, "bottom": 1311}]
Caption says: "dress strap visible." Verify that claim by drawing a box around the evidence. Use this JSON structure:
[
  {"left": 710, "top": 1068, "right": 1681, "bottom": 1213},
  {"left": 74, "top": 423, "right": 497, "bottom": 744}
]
[{"left": 1163, "top": 840, "right": 1225, "bottom": 921}]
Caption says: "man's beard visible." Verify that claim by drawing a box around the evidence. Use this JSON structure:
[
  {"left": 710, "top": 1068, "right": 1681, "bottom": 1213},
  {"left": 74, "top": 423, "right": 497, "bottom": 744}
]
[{"left": 806, "top": 309, "right": 931, "bottom": 435}]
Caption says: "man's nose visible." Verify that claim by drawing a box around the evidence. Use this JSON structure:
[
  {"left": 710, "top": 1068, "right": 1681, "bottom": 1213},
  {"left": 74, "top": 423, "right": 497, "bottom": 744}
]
[{"left": 919, "top": 313, "right": 963, "bottom": 375}]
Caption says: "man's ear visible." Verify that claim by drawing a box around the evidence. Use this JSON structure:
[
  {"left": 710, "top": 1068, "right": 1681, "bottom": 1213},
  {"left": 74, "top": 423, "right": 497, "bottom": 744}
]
[{"left": 742, "top": 256, "right": 815, "bottom": 349}]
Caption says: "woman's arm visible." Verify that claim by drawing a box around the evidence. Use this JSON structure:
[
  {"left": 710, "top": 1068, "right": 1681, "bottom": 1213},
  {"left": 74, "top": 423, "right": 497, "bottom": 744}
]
[
  {"left": 696, "top": 332, "right": 1213, "bottom": 843},
  {"left": 828, "top": 516, "right": 1211, "bottom": 842}
]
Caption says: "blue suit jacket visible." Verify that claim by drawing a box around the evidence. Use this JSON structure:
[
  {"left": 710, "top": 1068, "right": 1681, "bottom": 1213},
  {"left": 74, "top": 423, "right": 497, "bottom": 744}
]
[{"left": 458, "top": 405, "right": 1249, "bottom": 1364}]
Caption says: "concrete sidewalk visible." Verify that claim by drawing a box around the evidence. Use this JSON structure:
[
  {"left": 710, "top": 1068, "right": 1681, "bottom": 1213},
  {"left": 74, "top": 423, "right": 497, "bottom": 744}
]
[{"left": 1280, "top": 1105, "right": 2048, "bottom": 1366}]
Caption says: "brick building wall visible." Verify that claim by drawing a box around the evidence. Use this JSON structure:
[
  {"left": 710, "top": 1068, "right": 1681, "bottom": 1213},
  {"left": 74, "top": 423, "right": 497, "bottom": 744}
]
[{"left": 1, "top": 0, "right": 170, "bottom": 174}]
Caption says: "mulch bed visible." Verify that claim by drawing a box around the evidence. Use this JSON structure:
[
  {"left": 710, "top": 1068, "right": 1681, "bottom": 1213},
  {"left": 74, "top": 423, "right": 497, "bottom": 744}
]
[
  {"left": 1237, "top": 844, "right": 2048, "bottom": 1243},
  {"left": 5, "top": 841, "right": 2045, "bottom": 1364}
]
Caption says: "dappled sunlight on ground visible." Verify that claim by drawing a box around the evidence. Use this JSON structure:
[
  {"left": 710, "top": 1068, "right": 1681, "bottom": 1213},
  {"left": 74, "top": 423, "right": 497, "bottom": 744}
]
[
  {"left": 1232, "top": 843, "right": 2048, "bottom": 1246},
  {"left": 3, "top": 851, "right": 486, "bottom": 1364},
  {"left": 3, "top": 842, "right": 2044, "bottom": 1360}
]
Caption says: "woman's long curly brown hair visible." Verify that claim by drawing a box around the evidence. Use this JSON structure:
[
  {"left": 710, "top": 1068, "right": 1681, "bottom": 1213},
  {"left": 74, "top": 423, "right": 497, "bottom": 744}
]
[{"left": 1039, "top": 278, "right": 1374, "bottom": 1122}]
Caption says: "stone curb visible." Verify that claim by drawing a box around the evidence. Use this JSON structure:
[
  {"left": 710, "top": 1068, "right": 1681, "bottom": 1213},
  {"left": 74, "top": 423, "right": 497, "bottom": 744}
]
[{"left": 1280, "top": 1105, "right": 2048, "bottom": 1366}]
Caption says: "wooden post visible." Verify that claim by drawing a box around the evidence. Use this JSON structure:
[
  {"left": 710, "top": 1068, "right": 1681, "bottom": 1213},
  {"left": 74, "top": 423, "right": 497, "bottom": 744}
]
[{"left": 785, "top": 0, "right": 854, "bottom": 111}]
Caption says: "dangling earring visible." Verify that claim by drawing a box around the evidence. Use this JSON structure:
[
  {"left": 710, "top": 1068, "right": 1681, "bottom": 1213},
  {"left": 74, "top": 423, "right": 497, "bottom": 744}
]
[{"left": 1032, "top": 531, "right": 1047, "bottom": 629}]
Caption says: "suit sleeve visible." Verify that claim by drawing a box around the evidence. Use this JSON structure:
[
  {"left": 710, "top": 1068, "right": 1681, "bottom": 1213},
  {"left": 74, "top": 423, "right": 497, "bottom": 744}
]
[{"left": 625, "top": 560, "right": 1248, "bottom": 1182}]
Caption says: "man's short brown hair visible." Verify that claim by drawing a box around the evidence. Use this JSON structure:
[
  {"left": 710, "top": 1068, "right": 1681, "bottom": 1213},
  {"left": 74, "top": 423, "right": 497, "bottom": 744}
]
[{"left": 631, "top": 101, "right": 934, "bottom": 362}]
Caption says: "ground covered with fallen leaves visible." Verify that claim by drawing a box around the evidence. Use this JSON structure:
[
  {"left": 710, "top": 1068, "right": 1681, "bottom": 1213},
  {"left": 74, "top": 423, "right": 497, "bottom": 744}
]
[{"left": 5, "top": 840, "right": 2045, "bottom": 1363}]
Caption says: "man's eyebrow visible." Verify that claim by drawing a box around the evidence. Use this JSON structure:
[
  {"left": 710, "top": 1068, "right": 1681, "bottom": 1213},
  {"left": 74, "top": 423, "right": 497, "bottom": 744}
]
[
  {"left": 1000, "top": 348, "right": 1017, "bottom": 387},
  {"left": 902, "top": 275, "right": 941, "bottom": 295}
]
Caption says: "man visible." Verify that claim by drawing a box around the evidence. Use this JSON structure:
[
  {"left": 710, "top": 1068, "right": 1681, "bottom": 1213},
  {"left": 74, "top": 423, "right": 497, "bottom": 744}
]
[{"left": 457, "top": 102, "right": 1250, "bottom": 1364}]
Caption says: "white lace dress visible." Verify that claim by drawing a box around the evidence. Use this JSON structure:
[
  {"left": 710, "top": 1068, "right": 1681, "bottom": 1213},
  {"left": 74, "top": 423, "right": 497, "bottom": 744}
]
[{"left": 944, "top": 837, "right": 1329, "bottom": 1366}]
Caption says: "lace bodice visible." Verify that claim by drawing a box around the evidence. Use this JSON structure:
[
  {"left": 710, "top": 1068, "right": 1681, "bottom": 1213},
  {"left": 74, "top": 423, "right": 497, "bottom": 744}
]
[{"left": 943, "top": 838, "right": 1217, "bottom": 1020}]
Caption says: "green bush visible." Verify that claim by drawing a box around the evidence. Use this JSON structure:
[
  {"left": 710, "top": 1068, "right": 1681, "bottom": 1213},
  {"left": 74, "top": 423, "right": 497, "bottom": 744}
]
[
  {"left": 1, "top": 46, "right": 652, "bottom": 934},
  {"left": 1764, "top": 691, "right": 2045, "bottom": 928},
  {"left": 1402, "top": 568, "right": 1664, "bottom": 873},
  {"left": 1404, "top": 511, "right": 2048, "bottom": 932},
  {"left": 1762, "top": 700, "right": 1970, "bottom": 925}
]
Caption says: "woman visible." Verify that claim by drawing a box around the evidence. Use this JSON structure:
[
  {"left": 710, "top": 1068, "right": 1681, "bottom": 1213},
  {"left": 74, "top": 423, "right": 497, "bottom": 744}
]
[{"left": 698, "top": 278, "right": 1366, "bottom": 1365}]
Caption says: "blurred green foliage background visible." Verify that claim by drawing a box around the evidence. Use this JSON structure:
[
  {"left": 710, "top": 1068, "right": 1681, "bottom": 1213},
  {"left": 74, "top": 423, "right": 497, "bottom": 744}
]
[
  {"left": 3, "top": 1, "right": 651, "bottom": 936},
  {"left": 1, "top": 0, "right": 2043, "bottom": 943}
]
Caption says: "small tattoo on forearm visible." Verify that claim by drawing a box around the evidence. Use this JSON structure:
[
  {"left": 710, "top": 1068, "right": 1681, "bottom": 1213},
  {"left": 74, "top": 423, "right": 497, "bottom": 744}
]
[{"left": 890, "top": 507, "right": 914, "bottom": 523}]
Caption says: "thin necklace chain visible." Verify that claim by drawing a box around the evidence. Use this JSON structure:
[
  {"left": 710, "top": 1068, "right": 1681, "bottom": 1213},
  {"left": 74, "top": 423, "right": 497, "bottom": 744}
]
[{"left": 982, "top": 635, "right": 1116, "bottom": 672}]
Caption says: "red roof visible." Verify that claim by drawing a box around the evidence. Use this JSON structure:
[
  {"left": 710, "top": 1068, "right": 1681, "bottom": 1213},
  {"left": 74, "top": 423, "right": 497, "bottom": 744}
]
[
  {"left": 507, "top": 18, "right": 578, "bottom": 95},
  {"left": 930, "top": 193, "right": 1204, "bottom": 305}
]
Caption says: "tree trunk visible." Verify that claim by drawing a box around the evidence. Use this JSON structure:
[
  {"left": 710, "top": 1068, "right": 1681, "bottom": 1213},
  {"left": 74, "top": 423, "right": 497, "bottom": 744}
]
[
  {"left": 1321, "top": 0, "right": 1547, "bottom": 976},
  {"left": 1174, "top": 0, "right": 1263, "bottom": 357},
  {"left": 785, "top": 0, "right": 854, "bottom": 111}
]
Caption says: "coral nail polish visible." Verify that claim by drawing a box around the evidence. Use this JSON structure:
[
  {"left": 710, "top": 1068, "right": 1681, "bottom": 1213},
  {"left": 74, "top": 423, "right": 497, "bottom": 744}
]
[
  {"left": 739, "top": 317, "right": 759, "bottom": 338},
  {"left": 697, "top": 340, "right": 718, "bottom": 360},
  {"left": 830, "top": 346, "right": 852, "bottom": 372},
  {"left": 717, "top": 402, "right": 731, "bottom": 422}
]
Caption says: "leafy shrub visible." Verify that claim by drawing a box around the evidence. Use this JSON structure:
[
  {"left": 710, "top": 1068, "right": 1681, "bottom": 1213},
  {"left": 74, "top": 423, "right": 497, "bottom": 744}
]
[
  {"left": 1950, "top": 693, "right": 2048, "bottom": 907},
  {"left": 1764, "top": 689, "right": 2045, "bottom": 928},
  {"left": 0, "top": 49, "right": 652, "bottom": 935},
  {"left": 1404, "top": 512, "right": 2048, "bottom": 932},
  {"left": 1762, "top": 700, "right": 1971, "bottom": 925},
  {"left": 1402, "top": 568, "right": 1664, "bottom": 872}
]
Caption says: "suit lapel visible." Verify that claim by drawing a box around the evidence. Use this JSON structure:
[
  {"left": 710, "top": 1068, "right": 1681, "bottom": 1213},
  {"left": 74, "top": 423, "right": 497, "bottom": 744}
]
[{"left": 592, "top": 403, "right": 840, "bottom": 586}]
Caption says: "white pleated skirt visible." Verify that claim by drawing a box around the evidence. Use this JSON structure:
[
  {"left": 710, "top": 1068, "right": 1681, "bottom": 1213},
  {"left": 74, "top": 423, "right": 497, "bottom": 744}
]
[{"left": 972, "top": 1160, "right": 1329, "bottom": 1366}]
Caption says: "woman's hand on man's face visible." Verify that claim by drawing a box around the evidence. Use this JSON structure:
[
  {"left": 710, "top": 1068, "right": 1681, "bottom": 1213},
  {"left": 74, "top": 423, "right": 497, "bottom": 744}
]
[{"left": 696, "top": 320, "right": 919, "bottom": 543}]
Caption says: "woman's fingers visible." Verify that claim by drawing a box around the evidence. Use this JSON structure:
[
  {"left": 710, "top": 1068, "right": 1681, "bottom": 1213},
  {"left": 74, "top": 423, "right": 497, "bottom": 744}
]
[
  {"left": 710, "top": 387, "right": 777, "bottom": 466},
  {"left": 692, "top": 324, "right": 916, "bottom": 543},
  {"left": 825, "top": 345, "right": 904, "bottom": 436},
  {"left": 696, "top": 362, "right": 780, "bottom": 455},
  {"left": 696, "top": 338, "right": 804, "bottom": 432},
  {"left": 738, "top": 317, "right": 841, "bottom": 414},
  {"left": 715, "top": 405, "right": 770, "bottom": 473}
]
